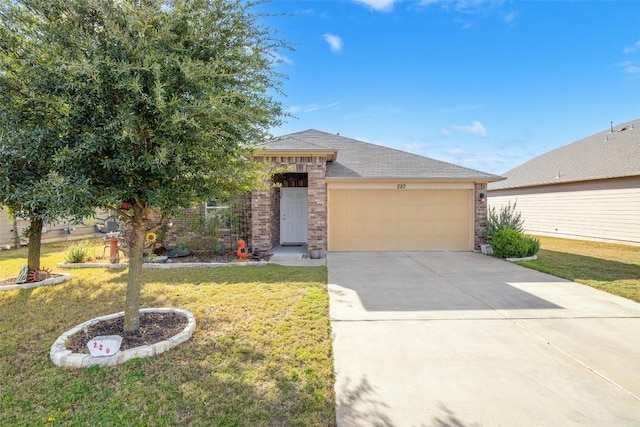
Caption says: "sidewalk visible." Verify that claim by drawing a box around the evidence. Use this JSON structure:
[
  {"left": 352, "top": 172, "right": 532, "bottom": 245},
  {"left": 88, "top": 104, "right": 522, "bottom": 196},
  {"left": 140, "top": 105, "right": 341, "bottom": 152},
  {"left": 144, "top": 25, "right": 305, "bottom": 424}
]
[{"left": 268, "top": 245, "right": 326, "bottom": 267}]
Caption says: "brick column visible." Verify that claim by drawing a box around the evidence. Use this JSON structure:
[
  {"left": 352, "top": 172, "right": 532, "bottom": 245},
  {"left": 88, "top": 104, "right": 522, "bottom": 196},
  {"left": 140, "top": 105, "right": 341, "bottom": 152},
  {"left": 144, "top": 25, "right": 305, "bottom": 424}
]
[
  {"left": 307, "top": 160, "right": 327, "bottom": 250},
  {"left": 251, "top": 189, "right": 274, "bottom": 255},
  {"left": 474, "top": 183, "right": 488, "bottom": 251}
]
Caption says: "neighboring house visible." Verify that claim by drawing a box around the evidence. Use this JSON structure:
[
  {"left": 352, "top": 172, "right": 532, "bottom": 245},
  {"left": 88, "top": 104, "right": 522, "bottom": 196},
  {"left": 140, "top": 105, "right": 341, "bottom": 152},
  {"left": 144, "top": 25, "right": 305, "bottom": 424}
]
[
  {"left": 488, "top": 119, "right": 640, "bottom": 246},
  {"left": 212, "top": 129, "right": 503, "bottom": 254},
  {"left": 0, "top": 208, "right": 99, "bottom": 248}
]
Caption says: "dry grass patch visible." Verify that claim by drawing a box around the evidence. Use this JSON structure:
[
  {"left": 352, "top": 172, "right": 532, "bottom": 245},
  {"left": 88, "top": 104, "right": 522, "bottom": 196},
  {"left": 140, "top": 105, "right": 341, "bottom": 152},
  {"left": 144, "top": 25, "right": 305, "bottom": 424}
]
[
  {"left": 0, "top": 242, "right": 335, "bottom": 426},
  {"left": 517, "top": 236, "right": 640, "bottom": 303}
]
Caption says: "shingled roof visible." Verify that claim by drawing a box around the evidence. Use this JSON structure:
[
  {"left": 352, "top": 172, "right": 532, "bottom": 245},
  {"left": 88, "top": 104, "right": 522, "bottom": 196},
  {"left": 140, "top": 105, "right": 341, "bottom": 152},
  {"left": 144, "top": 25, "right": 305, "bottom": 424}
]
[
  {"left": 489, "top": 119, "right": 640, "bottom": 191},
  {"left": 259, "top": 129, "right": 502, "bottom": 181}
]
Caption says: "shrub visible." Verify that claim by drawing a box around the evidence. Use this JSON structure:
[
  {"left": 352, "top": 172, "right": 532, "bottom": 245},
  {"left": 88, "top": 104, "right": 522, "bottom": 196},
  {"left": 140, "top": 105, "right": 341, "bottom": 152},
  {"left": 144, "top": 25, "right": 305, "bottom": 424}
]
[
  {"left": 523, "top": 235, "right": 540, "bottom": 257},
  {"left": 64, "top": 242, "right": 89, "bottom": 263},
  {"left": 487, "top": 201, "right": 524, "bottom": 239},
  {"left": 491, "top": 229, "right": 540, "bottom": 259}
]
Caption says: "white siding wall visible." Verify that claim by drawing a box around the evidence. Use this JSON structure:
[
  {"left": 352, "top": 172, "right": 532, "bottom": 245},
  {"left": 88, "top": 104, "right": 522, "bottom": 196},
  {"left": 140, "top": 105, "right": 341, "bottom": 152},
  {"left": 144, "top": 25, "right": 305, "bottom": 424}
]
[
  {"left": 0, "top": 208, "right": 103, "bottom": 248},
  {"left": 488, "top": 176, "right": 640, "bottom": 246}
]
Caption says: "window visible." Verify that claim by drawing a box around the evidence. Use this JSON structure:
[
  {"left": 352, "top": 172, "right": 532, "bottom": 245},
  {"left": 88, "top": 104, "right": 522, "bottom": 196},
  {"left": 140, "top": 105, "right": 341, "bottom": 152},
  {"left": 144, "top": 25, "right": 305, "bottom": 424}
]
[{"left": 204, "top": 201, "right": 232, "bottom": 230}]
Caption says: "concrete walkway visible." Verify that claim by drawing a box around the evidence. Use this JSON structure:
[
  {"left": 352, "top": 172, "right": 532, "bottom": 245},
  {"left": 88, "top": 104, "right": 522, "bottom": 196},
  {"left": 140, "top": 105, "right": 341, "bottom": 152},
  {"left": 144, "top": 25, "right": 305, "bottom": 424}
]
[
  {"left": 268, "top": 245, "right": 326, "bottom": 267},
  {"left": 328, "top": 251, "right": 640, "bottom": 426}
]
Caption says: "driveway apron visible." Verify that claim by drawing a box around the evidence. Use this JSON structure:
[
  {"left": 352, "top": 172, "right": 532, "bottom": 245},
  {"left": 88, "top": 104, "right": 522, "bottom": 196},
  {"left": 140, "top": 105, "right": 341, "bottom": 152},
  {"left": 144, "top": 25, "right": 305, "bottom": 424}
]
[{"left": 328, "top": 251, "right": 640, "bottom": 426}]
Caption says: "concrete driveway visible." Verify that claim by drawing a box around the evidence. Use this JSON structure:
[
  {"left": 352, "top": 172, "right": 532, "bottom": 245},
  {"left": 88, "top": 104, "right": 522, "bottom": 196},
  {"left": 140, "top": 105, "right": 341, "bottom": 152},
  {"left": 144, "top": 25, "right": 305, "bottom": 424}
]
[{"left": 328, "top": 251, "right": 640, "bottom": 426}]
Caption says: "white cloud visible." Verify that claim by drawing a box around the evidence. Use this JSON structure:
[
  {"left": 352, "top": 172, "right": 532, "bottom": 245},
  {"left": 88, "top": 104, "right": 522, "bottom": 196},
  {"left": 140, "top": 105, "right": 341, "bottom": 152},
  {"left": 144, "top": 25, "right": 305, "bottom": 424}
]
[
  {"left": 503, "top": 10, "right": 518, "bottom": 24},
  {"left": 323, "top": 33, "right": 343, "bottom": 53},
  {"left": 623, "top": 40, "right": 640, "bottom": 54},
  {"left": 420, "top": 0, "right": 512, "bottom": 26},
  {"left": 455, "top": 0, "right": 505, "bottom": 14},
  {"left": 286, "top": 102, "right": 339, "bottom": 114},
  {"left": 441, "top": 120, "right": 488, "bottom": 137},
  {"left": 268, "top": 51, "right": 293, "bottom": 65},
  {"left": 352, "top": 0, "right": 398, "bottom": 12},
  {"left": 616, "top": 61, "right": 640, "bottom": 75}
]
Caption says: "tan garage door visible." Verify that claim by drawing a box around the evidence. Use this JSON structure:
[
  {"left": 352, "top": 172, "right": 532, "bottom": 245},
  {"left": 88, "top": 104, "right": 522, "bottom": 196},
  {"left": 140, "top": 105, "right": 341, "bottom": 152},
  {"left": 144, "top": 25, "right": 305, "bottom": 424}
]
[{"left": 328, "top": 189, "right": 473, "bottom": 251}]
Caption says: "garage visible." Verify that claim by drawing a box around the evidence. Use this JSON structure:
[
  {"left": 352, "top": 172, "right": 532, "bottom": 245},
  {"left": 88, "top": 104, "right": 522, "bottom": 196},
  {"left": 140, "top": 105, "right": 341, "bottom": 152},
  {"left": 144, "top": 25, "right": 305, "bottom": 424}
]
[
  {"left": 253, "top": 130, "right": 502, "bottom": 254},
  {"left": 328, "top": 185, "right": 474, "bottom": 251}
]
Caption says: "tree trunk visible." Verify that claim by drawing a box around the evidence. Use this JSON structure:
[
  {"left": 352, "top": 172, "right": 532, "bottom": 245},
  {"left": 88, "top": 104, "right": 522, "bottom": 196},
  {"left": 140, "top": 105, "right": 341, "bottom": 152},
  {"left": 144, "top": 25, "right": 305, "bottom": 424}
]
[
  {"left": 27, "top": 217, "right": 44, "bottom": 272},
  {"left": 124, "top": 206, "right": 150, "bottom": 333}
]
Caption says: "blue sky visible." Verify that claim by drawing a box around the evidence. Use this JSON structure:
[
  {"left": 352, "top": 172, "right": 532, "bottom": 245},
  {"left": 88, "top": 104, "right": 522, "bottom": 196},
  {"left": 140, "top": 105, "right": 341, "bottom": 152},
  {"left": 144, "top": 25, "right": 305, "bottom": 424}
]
[{"left": 258, "top": 0, "right": 640, "bottom": 175}]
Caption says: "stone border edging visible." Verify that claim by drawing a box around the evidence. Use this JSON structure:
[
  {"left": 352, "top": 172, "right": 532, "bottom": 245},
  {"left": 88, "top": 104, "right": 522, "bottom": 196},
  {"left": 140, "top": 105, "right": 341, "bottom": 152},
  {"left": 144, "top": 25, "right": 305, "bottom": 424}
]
[
  {"left": 506, "top": 255, "right": 538, "bottom": 262},
  {"left": 50, "top": 307, "right": 196, "bottom": 368},
  {"left": 143, "top": 261, "right": 268, "bottom": 269},
  {"left": 56, "top": 261, "right": 268, "bottom": 269},
  {"left": 0, "top": 273, "right": 72, "bottom": 292},
  {"left": 57, "top": 262, "right": 127, "bottom": 269}
]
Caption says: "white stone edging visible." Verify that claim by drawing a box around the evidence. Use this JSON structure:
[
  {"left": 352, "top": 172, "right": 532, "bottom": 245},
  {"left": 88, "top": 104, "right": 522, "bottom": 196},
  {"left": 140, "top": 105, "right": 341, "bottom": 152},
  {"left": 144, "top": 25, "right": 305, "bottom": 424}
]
[
  {"left": 50, "top": 307, "right": 196, "bottom": 368},
  {"left": 56, "top": 261, "right": 268, "bottom": 269},
  {"left": 506, "top": 255, "right": 538, "bottom": 262},
  {"left": 143, "top": 261, "right": 267, "bottom": 269},
  {"left": 0, "top": 273, "right": 72, "bottom": 292},
  {"left": 57, "top": 262, "right": 127, "bottom": 269}
]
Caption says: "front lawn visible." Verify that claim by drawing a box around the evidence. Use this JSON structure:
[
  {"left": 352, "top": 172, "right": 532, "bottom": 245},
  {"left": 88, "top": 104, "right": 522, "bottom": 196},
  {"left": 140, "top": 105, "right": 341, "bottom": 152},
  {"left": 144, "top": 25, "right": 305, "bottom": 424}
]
[
  {"left": 0, "top": 242, "right": 335, "bottom": 426},
  {"left": 517, "top": 236, "right": 640, "bottom": 303}
]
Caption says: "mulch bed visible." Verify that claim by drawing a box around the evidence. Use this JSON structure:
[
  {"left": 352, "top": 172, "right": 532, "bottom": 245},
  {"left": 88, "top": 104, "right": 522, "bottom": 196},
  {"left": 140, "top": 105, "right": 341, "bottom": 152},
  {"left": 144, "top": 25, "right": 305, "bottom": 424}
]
[
  {"left": 0, "top": 273, "right": 64, "bottom": 287},
  {"left": 65, "top": 312, "right": 188, "bottom": 354},
  {"left": 167, "top": 251, "right": 268, "bottom": 263}
]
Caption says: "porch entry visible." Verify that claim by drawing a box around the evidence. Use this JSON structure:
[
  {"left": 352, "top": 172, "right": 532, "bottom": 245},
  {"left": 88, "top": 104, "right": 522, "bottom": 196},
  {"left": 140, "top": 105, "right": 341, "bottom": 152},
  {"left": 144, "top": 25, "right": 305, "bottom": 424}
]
[{"left": 280, "top": 187, "right": 308, "bottom": 245}]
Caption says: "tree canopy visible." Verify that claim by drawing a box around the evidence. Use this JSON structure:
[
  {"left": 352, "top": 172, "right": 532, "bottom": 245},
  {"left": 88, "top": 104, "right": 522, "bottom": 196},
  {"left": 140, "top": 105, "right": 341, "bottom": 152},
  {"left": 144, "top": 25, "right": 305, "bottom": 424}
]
[
  {"left": 0, "top": 0, "right": 288, "bottom": 330},
  {"left": 0, "top": 3, "right": 95, "bottom": 270}
]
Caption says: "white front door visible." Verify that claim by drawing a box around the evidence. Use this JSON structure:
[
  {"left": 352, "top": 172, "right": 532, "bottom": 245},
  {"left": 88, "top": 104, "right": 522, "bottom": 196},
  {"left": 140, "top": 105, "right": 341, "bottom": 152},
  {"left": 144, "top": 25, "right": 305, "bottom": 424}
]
[{"left": 280, "top": 188, "right": 308, "bottom": 244}]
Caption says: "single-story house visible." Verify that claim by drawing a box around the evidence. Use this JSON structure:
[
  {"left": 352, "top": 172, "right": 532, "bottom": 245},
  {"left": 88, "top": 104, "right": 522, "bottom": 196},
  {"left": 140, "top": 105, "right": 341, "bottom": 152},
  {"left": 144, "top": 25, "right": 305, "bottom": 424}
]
[
  {"left": 0, "top": 210, "right": 97, "bottom": 249},
  {"left": 488, "top": 119, "right": 640, "bottom": 246},
  {"left": 1, "top": 129, "right": 503, "bottom": 253},
  {"left": 231, "top": 129, "right": 502, "bottom": 254}
]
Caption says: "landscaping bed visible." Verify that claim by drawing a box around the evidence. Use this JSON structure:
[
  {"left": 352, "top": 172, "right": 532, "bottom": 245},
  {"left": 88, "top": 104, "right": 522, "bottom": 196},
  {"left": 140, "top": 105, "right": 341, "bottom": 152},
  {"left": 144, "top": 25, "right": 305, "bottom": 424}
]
[{"left": 0, "top": 242, "right": 334, "bottom": 426}]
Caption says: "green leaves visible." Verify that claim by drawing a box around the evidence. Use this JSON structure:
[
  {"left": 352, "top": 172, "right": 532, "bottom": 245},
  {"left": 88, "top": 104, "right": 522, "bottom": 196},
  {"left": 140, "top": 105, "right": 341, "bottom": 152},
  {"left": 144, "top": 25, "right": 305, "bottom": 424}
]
[{"left": 1, "top": 0, "right": 288, "bottom": 326}]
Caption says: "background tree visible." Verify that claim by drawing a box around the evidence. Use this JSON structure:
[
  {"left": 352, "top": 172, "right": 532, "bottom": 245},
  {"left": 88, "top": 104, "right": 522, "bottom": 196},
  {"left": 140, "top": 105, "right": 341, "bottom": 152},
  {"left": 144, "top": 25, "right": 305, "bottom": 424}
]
[
  {"left": 1, "top": 0, "right": 287, "bottom": 331},
  {"left": 0, "top": 11, "right": 94, "bottom": 272}
]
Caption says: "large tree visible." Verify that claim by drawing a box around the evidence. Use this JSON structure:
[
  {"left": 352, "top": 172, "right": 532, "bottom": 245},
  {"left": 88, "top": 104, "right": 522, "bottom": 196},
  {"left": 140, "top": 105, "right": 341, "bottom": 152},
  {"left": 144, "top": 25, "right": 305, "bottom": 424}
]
[
  {"left": 0, "top": 9, "right": 94, "bottom": 272},
  {"left": 1, "top": 0, "right": 287, "bottom": 331}
]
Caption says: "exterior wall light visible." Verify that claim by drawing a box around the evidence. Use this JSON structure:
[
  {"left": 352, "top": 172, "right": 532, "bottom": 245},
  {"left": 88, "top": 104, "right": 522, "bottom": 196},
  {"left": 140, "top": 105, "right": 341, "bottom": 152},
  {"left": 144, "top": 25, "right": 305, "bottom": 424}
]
[{"left": 478, "top": 192, "right": 486, "bottom": 202}]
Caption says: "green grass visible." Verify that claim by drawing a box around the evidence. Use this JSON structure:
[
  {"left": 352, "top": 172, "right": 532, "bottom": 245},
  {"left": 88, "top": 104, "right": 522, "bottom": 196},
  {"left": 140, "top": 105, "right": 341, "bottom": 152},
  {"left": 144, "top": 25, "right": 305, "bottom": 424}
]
[
  {"left": 0, "top": 242, "right": 335, "bottom": 426},
  {"left": 517, "top": 236, "right": 640, "bottom": 303}
]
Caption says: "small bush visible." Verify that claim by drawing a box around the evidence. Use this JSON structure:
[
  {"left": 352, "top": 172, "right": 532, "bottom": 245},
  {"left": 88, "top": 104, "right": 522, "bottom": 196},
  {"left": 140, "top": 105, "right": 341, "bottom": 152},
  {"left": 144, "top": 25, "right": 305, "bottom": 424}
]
[
  {"left": 64, "top": 243, "right": 89, "bottom": 263},
  {"left": 487, "top": 201, "right": 524, "bottom": 239},
  {"left": 523, "top": 235, "right": 540, "bottom": 257},
  {"left": 491, "top": 229, "right": 540, "bottom": 259}
]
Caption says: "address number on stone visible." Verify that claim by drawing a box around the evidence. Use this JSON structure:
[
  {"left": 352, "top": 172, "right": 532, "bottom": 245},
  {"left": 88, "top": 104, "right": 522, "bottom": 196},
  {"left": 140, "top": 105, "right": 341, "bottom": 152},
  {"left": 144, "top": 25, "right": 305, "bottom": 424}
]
[
  {"left": 396, "top": 184, "right": 406, "bottom": 189},
  {"left": 87, "top": 335, "right": 123, "bottom": 357}
]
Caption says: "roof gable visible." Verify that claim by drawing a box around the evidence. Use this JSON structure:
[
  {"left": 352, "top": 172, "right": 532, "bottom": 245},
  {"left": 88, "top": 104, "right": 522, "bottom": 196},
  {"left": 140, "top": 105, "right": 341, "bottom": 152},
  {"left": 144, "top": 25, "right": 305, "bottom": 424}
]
[
  {"left": 490, "top": 119, "right": 640, "bottom": 191},
  {"left": 259, "top": 129, "right": 502, "bottom": 181}
]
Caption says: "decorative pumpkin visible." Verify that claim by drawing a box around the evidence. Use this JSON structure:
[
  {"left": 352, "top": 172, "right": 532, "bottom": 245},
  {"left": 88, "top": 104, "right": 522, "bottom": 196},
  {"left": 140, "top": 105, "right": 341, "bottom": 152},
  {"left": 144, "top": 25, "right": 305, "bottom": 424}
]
[{"left": 236, "top": 239, "right": 248, "bottom": 260}]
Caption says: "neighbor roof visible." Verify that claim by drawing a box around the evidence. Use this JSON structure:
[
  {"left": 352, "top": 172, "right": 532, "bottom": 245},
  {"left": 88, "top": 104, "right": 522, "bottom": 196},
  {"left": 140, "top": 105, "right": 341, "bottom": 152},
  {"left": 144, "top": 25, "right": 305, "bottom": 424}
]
[
  {"left": 489, "top": 119, "right": 640, "bottom": 191},
  {"left": 258, "top": 129, "right": 502, "bottom": 181}
]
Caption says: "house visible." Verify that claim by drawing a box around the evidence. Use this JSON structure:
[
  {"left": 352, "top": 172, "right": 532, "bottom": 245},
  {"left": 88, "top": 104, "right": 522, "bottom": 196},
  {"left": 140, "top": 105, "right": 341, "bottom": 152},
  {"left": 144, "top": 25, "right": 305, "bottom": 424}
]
[
  {"left": 488, "top": 119, "right": 640, "bottom": 246},
  {"left": 0, "top": 209, "right": 98, "bottom": 249},
  {"left": 233, "top": 129, "right": 502, "bottom": 254},
  {"left": 1, "top": 130, "right": 503, "bottom": 254}
]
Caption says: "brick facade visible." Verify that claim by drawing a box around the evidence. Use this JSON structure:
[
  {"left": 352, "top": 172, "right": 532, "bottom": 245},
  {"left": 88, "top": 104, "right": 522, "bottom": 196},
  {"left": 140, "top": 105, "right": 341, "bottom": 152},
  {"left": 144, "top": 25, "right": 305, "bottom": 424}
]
[
  {"left": 163, "top": 156, "right": 488, "bottom": 255},
  {"left": 250, "top": 155, "right": 328, "bottom": 255}
]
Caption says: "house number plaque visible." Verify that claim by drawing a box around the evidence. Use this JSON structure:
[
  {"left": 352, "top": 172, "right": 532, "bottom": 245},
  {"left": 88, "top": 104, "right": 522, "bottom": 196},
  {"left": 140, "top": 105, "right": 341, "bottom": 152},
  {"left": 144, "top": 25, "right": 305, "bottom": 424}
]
[{"left": 396, "top": 184, "right": 406, "bottom": 189}]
